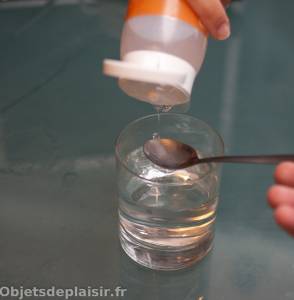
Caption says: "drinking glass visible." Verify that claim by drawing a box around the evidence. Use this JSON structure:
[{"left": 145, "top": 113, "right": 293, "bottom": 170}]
[{"left": 116, "top": 113, "right": 224, "bottom": 270}]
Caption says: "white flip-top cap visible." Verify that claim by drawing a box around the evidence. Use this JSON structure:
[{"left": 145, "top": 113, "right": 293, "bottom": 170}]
[{"left": 103, "top": 50, "right": 197, "bottom": 106}]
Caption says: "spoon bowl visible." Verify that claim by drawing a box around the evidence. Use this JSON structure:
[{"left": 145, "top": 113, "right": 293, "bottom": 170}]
[{"left": 143, "top": 138, "right": 200, "bottom": 169}]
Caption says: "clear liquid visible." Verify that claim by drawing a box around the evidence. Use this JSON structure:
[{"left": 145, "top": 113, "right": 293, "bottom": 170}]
[
  {"left": 153, "top": 105, "right": 172, "bottom": 142},
  {"left": 154, "top": 105, "right": 173, "bottom": 114},
  {"left": 119, "top": 147, "right": 218, "bottom": 269},
  {"left": 120, "top": 147, "right": 218, "bottom": 246},
  {"left": 154, "top": 105, "right": 173, "bottom": 122}
]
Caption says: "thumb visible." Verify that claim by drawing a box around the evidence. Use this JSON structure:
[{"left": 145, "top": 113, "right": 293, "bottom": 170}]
[{"left": 187, "top": 0, "right": 231, "bottom": 40}]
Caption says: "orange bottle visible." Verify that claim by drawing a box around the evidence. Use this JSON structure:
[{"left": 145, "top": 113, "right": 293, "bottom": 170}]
[{"left": 104, "top": 0, "right": 207, "bottom": 107}]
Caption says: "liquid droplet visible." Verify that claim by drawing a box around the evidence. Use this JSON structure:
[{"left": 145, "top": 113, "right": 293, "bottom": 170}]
[
  {"left": 152, "top": 132, "right": 160, "bottom": 140},
  {"left": 154, "top": 105, "right": 173, "bottom": 113}
]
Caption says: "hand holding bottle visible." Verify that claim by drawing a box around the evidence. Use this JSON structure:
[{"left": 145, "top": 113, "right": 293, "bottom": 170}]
[{"left": 187, "top": 0, "right": 231, "bottom": 40}]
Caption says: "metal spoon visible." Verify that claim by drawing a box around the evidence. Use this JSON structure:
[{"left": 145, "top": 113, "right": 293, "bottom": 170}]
[{"left": 143, "top": 138, "right": 294, "bottom": 169}]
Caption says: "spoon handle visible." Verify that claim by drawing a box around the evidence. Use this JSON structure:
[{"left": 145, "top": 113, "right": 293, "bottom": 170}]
[{"left": 198, "top": 155, "right": 294, "bottom": 165}]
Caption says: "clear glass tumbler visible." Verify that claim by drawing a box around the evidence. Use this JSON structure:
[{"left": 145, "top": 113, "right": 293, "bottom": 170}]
[{"left": 116, "top": 113, "right": 224, "bottom": 270}]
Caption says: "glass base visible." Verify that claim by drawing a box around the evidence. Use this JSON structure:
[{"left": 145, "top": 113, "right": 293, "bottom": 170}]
[{"left": 119, "top": 219, "right": 214, "bottom": 271}]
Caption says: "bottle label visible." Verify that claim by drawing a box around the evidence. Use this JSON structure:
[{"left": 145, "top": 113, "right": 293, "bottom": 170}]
[{"left": 126, "top": 0, "right": 207, "bottom": 35}]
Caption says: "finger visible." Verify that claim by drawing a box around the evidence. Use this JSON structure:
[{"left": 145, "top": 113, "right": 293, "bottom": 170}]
[
  {"left": 267, "top": 185, "right": 294, "bottom": 208},
  {"left": 274, "top": 205, "right": 294, "bottom": 237},
  {"left": 187, "top": 0, "right": 231, "bottom": 40},
  {"left": 274, "top": 162, "right": 294, "bottom": 187}
]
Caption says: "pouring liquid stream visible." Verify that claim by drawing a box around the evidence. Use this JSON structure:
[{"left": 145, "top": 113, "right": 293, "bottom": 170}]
[
  {"left": 153, "top": 105, "right": 172, "bottom": 138},
  {"left": 152, "top": 105, "right": 172, "bottom": 205}
]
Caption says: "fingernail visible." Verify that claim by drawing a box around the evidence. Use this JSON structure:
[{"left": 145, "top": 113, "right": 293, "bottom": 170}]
[{"left": 216, "top": 23, "right": 231, "bottom": 40}]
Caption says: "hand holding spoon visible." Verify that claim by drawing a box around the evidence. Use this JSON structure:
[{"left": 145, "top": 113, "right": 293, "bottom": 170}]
[{"left": 143, "top": 138, "right": 294, "bottom": 169}]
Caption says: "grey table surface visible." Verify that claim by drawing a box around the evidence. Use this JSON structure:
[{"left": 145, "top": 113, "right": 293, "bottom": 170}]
[{"left": 0, "top": 0, "right": 294, "bottom": 299}]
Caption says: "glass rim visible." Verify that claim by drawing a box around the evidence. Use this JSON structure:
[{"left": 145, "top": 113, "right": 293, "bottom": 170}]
[{"left": 115, "top": 113, "right": 225, "bottom": 184}]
